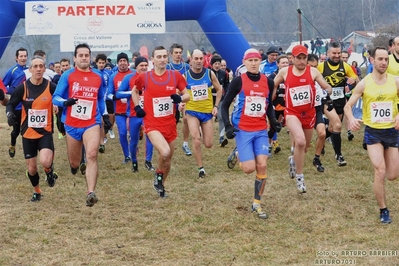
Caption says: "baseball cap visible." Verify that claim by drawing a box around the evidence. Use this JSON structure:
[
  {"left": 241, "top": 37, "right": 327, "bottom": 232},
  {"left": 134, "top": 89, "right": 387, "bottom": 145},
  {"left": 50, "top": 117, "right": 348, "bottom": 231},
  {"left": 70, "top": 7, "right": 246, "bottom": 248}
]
[
  {"left": 292, "top": 45, "right": 308, "bottom": 56},
  {"left": 266, "top": 46, "right": 279, "bottom": 55}
]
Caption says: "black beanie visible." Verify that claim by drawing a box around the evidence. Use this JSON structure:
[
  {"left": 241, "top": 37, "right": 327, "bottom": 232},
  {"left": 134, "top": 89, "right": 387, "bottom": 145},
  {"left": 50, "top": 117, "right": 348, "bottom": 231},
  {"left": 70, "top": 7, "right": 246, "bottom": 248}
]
[
  {"left": 117, "top": 52, "right": 129, "bottom": 63},
  {"left": 210, "top": 56, "right": 222, "bottom": 66},
  {"left": 135, "top": 56, "right": 148, "bottom": 67}
]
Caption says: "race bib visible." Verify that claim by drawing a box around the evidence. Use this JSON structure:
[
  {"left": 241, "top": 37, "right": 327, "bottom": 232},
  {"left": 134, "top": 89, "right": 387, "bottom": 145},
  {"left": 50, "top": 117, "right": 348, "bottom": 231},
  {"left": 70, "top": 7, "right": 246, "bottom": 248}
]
[
  {"left": 371, "top": 102, "right": 392, "bottom": 123},
  {"left": 191, "top": 84, "right": 208, "bottom": 101},
  {"left": 153, "top": 97, "right": 173, "bottom": 117},
  {"left": 330, "top": 86, "right": 345, "bottom": 100},
  {"left": 314, "top": 84, "right": 327, "bottom": 107},
  {"left": 28, "top": 109, "right": 48, "bottom": 128},
  {"left": 71, "top": 99, "right": 93, "bottom": 120},
  {"left": 244, "top": 96, "right": 266, "bottom": 117},
  {"left": 289, "top": 85, "right": 311, "bottom": 107},
  {"left": 139, "top": 95, "right": 144, "bottom": 108}
]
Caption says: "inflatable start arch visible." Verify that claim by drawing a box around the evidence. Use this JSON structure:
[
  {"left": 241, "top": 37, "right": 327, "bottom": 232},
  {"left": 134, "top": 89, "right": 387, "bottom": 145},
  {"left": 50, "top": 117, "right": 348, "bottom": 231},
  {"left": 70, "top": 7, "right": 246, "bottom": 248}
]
[{"left": 0, "top": 0, "right": 250, "bottom": 70}]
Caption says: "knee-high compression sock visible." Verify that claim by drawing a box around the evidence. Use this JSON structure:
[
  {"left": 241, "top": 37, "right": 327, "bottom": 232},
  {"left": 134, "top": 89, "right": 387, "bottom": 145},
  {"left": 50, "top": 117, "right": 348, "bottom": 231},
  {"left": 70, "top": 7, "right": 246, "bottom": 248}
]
[
  {"left": 27, "top": 171, "right": 40, "bottom": 191},
  {"left": 254, "top": 174, "right": 267, "bottom": 205},
  {"left": 331, "top": 132, "right": 342, "bottom": 156},
  {"left": 325, "top": 129, "right": 332, "bottom": 139}
]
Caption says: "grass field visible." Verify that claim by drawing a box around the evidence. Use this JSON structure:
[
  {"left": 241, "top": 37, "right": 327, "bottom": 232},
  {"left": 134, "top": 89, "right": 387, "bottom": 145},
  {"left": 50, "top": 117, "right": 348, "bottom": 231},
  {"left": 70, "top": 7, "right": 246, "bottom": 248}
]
[{"left": 1, "top": 115, "right": 399, "bottom": 266}]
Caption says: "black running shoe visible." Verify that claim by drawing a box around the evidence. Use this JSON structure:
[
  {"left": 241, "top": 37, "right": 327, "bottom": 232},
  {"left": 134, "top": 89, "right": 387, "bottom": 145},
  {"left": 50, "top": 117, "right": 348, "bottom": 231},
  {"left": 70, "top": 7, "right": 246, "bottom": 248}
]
[
  {"left": 313, "top": 158, "right": 325, "bottom": 172},
  {"left": 153, "top": 172, "right": 165, "bottom": 197},
  {"left": 30, "top": 192, "right": 41, "bottom": 202},
  {"left": 132, "top": 162, "right": 138, "bottom": 173},
  {"left": 145, "top": 161, "right": 155, "bottom": 171},
  {"left": 46, "top": 173, "right": 56, "bottom": 187}
]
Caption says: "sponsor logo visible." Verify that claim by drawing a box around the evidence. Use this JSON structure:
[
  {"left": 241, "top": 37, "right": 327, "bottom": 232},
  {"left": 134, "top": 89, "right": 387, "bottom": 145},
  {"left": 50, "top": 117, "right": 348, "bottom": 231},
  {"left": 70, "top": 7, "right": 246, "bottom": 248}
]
[
  {"left": 32, "top": 4, "right": 49, "bottom": 15},
  {"left": 137, "top": 22, "right": 163, "bottom": 29},
  {"left": 87, "top": 17, "right": 103, "bottom": 33}
]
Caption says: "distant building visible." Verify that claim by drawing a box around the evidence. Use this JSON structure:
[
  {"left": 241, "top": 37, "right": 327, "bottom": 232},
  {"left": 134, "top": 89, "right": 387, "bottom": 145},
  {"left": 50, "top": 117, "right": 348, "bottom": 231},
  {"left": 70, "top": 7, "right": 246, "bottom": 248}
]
[{"left": 342, "top": 31, "right": 375, "bottom": 53}]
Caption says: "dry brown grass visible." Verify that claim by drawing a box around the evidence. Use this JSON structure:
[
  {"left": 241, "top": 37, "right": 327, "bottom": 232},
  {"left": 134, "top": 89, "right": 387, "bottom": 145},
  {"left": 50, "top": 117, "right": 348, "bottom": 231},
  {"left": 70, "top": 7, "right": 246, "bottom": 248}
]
[{"left": 1, "top": 115, "right": 399, "bottom": 266}]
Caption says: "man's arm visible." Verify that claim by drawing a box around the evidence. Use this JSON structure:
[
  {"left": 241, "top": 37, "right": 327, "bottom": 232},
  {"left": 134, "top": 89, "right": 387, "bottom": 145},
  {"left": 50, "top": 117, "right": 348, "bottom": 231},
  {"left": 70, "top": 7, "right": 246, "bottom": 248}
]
[
  {"left": 221, "top": 76, "right": 241, "bottom": 128},
  {"left": 273, "top": 67, "right": 286, "bottom": 100},
  {"left": 210, "top": 70, "right": 222, "bottom": 115},
  {"left": 52, "top": 71, "right": 69, "bottom": 107},
  {"left": 116, "top": 73, "right": 134, "bottom": 99},
  {"left": 312, "top": 68, "right": 332, "bottom": 94},
  {"left": 344, "top": 79, "right": 365, "bottom": 131},
  {"left": 6, "top": 84, "right": 24, "bottom": 114}
]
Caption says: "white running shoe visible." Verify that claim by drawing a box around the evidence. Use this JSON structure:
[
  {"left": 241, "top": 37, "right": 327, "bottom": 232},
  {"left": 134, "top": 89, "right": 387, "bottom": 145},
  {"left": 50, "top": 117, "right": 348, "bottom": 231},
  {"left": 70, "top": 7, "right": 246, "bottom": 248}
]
[
  {"left": 109, "top": 130, "right": 115, "bottom": 139},
  {"left": 296, "top": 175, "right": 307, "bottom": 193}
]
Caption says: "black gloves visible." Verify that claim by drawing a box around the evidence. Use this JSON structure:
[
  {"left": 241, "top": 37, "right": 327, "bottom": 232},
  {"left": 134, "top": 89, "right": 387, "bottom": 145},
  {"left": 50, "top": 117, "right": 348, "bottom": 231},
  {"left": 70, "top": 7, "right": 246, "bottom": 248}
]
[
  {"left": 103, "top": 115, "right": 112, "bottom": 132},
  {"left": 270, "top": 118, "right": 282, "bottom": 133},
  {"left": 322, "top": 95, "right": 334, "bottom": 112},
  {"left": 64, "top": 98, "right": 78, "bottom": 107},
  {"left": 170, "top": 94, "right": 182, "bottom": 104},
  {"left": 0, "top": 89, "right": 5, "bottom": 101},
  {"left": 225, "top": 124, "right": 239, "bottom": 139},
  {"left": 7, "top": 112, "right": 16, "bottom": 127},
  {"left": 134, "top": 105, "right": 146, "bottom": 118}
]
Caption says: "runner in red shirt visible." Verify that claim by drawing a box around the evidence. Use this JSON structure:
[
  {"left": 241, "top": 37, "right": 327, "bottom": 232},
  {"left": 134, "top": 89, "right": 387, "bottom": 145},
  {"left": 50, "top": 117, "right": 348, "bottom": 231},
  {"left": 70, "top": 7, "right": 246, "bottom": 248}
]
[
  {"left": 132, "top": 46, "right": 190, "bottom": 198},
  {"left": 273, "top": 45, "right": 331, "bottom": 193}
]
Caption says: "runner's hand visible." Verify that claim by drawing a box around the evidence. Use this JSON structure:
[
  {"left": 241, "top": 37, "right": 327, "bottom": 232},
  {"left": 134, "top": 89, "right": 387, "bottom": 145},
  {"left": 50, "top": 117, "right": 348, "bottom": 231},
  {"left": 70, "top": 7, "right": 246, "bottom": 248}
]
[{"left": 225, "top": 124, "right": 239, "bottom": 139}]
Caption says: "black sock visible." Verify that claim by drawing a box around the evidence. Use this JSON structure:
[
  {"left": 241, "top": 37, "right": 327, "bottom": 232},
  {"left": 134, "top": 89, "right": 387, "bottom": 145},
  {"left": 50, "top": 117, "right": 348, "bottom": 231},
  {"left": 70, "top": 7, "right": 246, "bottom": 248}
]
[
  {"left": 325, "top": 129, "right": 332, "bottom": 139},
  {"left": 27, "top": 172, "right": 40, "bottom": 187},
  {"left": 331, "top": 132, "right": 342, "bottom": 156},
  {"left": 380, "top": 208, "right": 388, "bottom": 213},
  {"left": 314, "top": 154, "right": 320, "bottom": 160}
]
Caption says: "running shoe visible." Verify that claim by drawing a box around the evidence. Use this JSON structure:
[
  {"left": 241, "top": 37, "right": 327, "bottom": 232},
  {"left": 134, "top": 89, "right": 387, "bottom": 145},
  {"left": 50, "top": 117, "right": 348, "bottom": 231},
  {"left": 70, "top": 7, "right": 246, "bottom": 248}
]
[
  {"left": 132, "top": 162, "right": 138, "bottom": 173},
  {"left": 104, "top": 137, "right": 108, "bottom": 144},
  {"left": 313, "top": 157, "right": 325, "bottom": 172},
  {"left": 227, "top": 147, "right": 238, "bottom": 169},
  {"left": 79, "top": 162, "right": 86, "bottom": 175},
  {"left": 198, "top": 168, "right": 206, "bottom": 179},
  {"left": 273, "top": 141, "right": 281, "bottom": 154},
  {"left": 58, "top": 132, "right": 64, "bottom": 139},
  {"left": 30, "top": 192, "right": 41, "bottom": 202},
  {"left": 9, "top": 146, "right": 15, "bottom": 158},
  {"left": 109, "top": 129, "right": 115, "bottom": 139},
  {"left": 219, "top": 137, "right": 228, "bottom": 148},
  {"left": 347, "top": 130, "right": 354, "bottom": 141},
  {"left": 123, "top": 156, "right": 131, "bottom": 164},
  {"left": 182, "top": 144, "right": 192, "bottom": 156},
  {"left": 288, "top": 156, "right": 296, "bottom": 179},
  {"left": 98, "top": 145, "right": 105, "bottom": 153},
  {"left": 86, "top": 192, "right": 98, "bottom": 207},
  {"left": 296, "top": 175, "right": 307, "bottom": 193},
  {"left": 153, "top": 172, "right": 165, "bottom": 197},
  {"left": 145, "top": 161, "right": 155, "bottom": 171},
  {"left": 335, "top": 155, "right": 347, "bottom": 167},
  {"left": 380, "top": 209, "right": 392, "bottom": 224},
  {"left": 45, "top": 172, "right": 57, "bottom": 187},
  {"left": 251, "top": 204, "right": 268, "bottom": 219}
]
